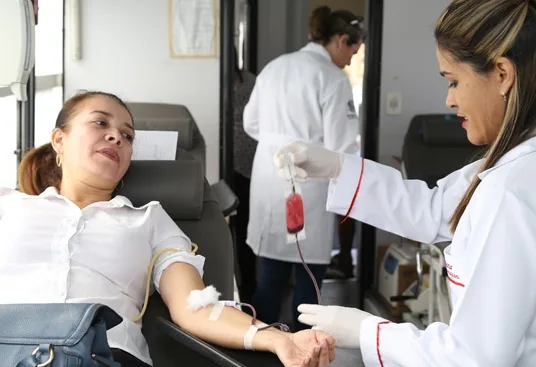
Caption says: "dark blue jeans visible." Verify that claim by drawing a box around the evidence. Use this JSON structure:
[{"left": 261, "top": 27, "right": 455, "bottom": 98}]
[{"left": 252, "top": 257, "right": 328, "bottom": 332}]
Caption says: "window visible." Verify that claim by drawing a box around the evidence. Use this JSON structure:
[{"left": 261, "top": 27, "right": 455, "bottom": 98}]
[
  {"left": 35, "top": 0, "right": 64, "bottom": 77},
  {"left": 34, "top": 0, "right": 64, "bottom": 147},
  {"left": 0, "top": 95, "right": 17, "bottom": 188},
  {"left": 0, "top": 87, "right": 63, "bottom": 189},
  {"left": 35, "top": 87, "right": 63, "bottom": 147},
  {"left": 344, "top": 44, "right": 366, "bottom": 153},
  {"left": 0, "top": 0, "right": 64, "bottom": 189}
]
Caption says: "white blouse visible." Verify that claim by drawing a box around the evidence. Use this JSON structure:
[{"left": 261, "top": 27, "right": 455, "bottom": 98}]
[{"left": 0, "top": 186, "right": 206, "bottom": 366}]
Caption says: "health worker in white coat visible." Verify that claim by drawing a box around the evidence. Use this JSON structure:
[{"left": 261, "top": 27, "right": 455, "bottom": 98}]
[
  {"left": 275, "top": 0, "right": 536, "bottom": 366},
  {"left": 243, "top": 6, "right": 366, "bottom": 331}
]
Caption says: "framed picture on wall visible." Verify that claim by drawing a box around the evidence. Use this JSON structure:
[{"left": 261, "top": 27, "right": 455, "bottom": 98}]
[{"left": 169, "top": 0, "right": 219, "bottom": 58}]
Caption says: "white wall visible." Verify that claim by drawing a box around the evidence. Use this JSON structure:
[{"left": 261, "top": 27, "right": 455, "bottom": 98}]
[
  {"left": 64, "top": 0, "right": 221, "bottom": 183},
  {"left": 375, "top": 0, "right": 452, "bottom": 245}
]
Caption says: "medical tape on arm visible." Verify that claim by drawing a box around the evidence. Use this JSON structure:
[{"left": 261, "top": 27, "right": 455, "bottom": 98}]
[
  {"left": 244, "top": 325, "right": 258, "bottom": 351},
  {"left": 244, "top": 322, "right": 268, "bottom": 351},
  {"left": 208, "top": 302, "right": 225, "bottom": 320},
  {"left": 187, "top": 286, "right": 240, "bottom": 321},
  {"left": 208, "top": 300, "right": 239, "bottom": 320}
]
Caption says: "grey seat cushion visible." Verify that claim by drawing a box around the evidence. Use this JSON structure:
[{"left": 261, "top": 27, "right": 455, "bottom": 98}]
[{"left": 121, "top": 159, "right": 204, "bottom": 220}]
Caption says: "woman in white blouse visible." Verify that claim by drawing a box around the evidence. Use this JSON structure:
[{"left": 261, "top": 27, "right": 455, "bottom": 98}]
[{"left": 0, "top": 91, "right": 334, "bottom": 367}]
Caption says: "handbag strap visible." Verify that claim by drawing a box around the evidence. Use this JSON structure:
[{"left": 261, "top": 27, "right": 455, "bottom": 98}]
[{"left": 15, "top": 343, "right": 121, "bottom": 367}]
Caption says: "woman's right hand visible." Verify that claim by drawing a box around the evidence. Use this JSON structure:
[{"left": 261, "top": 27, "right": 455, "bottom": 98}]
[
  {"left": 274, "top": 142, "right": 343, "bottom": 182},
  {"left": 272, "top": 329, "right": 335, "bottom": 367}
]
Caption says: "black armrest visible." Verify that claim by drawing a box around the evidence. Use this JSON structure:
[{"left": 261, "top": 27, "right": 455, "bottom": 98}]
[
  {"left": 157, "top": 317, "right": 283, "bottom": 367},
  {"left": 211, "top": 180, "right": 239, "bottom": 217}
]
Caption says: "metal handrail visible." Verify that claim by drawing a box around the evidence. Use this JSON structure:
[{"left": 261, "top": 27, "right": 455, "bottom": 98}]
[{"left": 0, "top": 74, "right": 62, "bottom": 98}]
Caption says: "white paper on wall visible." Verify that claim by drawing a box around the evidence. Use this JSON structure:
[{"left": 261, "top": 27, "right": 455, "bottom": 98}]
[
  {"left": 132, "top": 130, "right": 178, "bottom": 161},
  {"left": 170, "top": 0, "right": 218, "bottom": 57}
]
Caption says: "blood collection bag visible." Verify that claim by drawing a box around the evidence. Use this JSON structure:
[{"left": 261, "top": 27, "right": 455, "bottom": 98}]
[
  {"left": 286, "top": 192, "right": 304, "bottom": 233},
  {"left": 281, "top": 153, "right": 307, "bottom": 243}
]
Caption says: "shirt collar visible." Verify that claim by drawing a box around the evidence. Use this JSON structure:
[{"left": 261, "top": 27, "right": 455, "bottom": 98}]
[
  {"left": 478, "top": 135, "right": 536, "bottom": 179},
  {"left": 37, "top": 186, "right": 157, "bottom": 210},
  {"left": 300, "top": 42, "right": 332, "bottom": 62}
]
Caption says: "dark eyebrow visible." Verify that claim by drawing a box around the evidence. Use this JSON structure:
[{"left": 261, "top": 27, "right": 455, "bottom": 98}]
[
  {"left": 439, "top": 71, "right": 452, "bottom": 77},
  {"left": 91, "top": 110, "right": 113, "bottom": 117},
  {"left": 124, "top": 122, "right": 135, "bottom": 133},
  {"left": 91, "top": 110, "right": 134, "bottom": 132}
]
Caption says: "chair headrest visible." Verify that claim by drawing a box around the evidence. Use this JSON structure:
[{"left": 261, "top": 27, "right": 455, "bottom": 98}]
[
  {"left": 127, "top": 102, "right": 197, "bottom": 152},
  {"left": 420, "top": 115, "right": 472, "bottom": 146},
  {"left": 121, "top": 160, "right": 204, "bottom": 220}
]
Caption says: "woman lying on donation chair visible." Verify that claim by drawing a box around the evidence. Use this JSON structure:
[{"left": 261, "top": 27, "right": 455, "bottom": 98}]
[{"left": 0, "top": 91, "right": 335, "bottom": 367}]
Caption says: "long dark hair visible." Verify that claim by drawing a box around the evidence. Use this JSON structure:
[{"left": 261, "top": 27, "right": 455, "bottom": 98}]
[{"left": 308, "top": 5, "right": 366, "bottom": 46}]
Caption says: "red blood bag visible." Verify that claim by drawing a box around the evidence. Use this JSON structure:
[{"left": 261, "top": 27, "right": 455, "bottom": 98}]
[
  {"left": 281, "top": 152, "right": 306, "bottom": 243},
  {"left": 286, "top": 192, "right": 304, "bottom": 234}
]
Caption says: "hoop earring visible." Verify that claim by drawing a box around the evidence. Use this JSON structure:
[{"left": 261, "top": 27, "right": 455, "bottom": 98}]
[
  {"left": 116, "top": 179, "right": 124, "bottom": 191},
  {"left": 56, "top": 154, "right": 62, "bottom": 167}
]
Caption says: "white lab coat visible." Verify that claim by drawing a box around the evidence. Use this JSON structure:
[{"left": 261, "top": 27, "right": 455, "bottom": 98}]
[
  {"left": 327, "top": 136, "right": 536, "bottom": 366},
  {"left": 243, "top": 42, "right": 359, "bottom": 264}
]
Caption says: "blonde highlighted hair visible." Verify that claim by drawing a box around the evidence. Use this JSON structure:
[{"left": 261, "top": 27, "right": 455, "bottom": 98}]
[{"left": 435, "top": 0, "right": 536, "bottom": 232}]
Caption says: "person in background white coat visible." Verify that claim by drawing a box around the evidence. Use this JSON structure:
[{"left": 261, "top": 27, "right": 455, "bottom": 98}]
[
  {"left": 243, "top": 5, "right": 366, "bottom": 332},
  {"left": 275, "top": 0, "right": 536, "bottom": 366}
]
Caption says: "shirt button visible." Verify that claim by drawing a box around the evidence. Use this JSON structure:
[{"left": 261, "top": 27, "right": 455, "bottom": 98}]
[{"left": 58, "top": 281, "right": 66, "bottom": 295}]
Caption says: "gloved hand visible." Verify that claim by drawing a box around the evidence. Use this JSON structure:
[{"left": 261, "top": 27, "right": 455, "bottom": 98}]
[
  {"left": 273, "top": 142, "right": 343, "bottom": 183},
  {"left": 297, "top": 304, "right": 372, "bottom": 349}
]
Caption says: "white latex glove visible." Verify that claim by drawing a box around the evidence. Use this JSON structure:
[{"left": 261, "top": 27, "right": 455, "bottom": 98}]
[
  {"left": 273, "top": 141, "right": 344, "bottom": 183},
  {"left": 297, "top": 304, "right": 372, "bottom": 349}
]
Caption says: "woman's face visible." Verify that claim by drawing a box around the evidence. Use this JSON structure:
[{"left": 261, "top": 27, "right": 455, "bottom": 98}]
[
  {"left": 52, "top": 96, "right": 135, "bottom": 189},
  {"left": 436, "top": 47, "right": 514, "bottom": 145}
]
